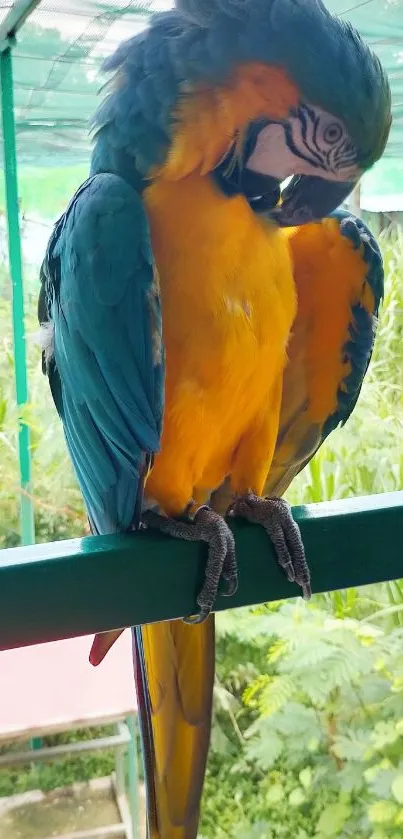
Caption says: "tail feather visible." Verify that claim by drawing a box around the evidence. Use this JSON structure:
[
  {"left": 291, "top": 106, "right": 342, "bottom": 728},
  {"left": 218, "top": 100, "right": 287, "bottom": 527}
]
[{"left": 132, "top": 618, "right": 215, "bottom": 839}]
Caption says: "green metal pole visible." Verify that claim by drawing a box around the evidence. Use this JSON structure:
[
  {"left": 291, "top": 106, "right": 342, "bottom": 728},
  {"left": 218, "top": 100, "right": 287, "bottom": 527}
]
[
  {"left": 1, "top": 45, "right": 35, "bottom": 545},
  {"left": 126, "top": 714, "right": 141, "bottom": 839}
]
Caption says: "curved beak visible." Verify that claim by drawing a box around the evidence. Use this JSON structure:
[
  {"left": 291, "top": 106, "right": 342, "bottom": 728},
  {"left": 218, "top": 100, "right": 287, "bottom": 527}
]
[{"left": 270, "top": 176, "right": 357, "bottom": 227}]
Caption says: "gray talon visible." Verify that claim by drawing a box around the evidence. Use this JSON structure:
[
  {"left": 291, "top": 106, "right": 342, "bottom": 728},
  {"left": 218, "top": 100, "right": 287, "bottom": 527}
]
[
  {"left": 142, "top": 506, "right": 238, "bottom": 620},
  {"left": 229, "top": 493, "right": 311, "bottom": 599},
  {"left": 192, "top": 507, "right": 237, "bottom": 614}
]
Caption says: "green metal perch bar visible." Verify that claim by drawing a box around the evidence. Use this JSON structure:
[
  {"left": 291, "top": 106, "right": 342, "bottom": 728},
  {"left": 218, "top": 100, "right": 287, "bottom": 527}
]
[{"left": 1, "top": 491, "right": 402, "bottom": 651}]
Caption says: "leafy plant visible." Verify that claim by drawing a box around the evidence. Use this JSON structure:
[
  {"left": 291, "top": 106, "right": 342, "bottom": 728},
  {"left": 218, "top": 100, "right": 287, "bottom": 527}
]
[{"left": 203, "top": 601, "right": 403, "bottom": 839}]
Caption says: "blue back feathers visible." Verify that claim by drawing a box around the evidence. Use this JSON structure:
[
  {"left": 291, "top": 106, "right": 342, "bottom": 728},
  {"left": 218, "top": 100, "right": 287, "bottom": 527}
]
[{"left": 91, "top": 0, "right": 391, "bottom": 180}]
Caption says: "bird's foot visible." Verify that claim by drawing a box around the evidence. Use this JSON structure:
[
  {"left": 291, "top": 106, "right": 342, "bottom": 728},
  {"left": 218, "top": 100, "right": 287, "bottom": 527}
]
[
  {"left": 142, "top": 507, "right": 237, "bottom": 624},
  {"left": 229, "top": 493, "right": 311, "bottom": 599}
]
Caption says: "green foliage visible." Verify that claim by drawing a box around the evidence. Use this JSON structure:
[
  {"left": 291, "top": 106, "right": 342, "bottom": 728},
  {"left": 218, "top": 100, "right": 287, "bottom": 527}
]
[
  {"left": 0, "top": 296, "right": 86, "bottom": 547},
  {"left": 199, "top": 601, "right": 403, "bottom": 838}
]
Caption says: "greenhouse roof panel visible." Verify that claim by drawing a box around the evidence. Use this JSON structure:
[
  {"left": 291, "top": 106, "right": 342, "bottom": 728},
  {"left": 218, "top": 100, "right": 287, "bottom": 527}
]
[{"left": 0, "top": 0, "right": 401, "bottom": 169}]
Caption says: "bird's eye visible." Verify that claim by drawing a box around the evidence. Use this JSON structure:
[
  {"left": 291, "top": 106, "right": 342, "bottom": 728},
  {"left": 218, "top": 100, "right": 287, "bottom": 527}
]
[{"left": 323, "top": 122, "right": 343, "bottom": 144}]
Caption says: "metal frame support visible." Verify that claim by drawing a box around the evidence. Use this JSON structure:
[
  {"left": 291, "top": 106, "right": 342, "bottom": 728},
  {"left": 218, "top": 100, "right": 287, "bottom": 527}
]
[
  {"left": 0, "top": 1, "right": 42, "bottom": 53},
  {"left": 126, "top": 715, "right": 141, "bottom": 839},
  {"left": 1, "top": 44, "right": 35, "bottom": 545},
  {"left": 0, "top": 719, "right": 138, "bottom": 839},
  {"left": 0, "top": 727, "right": 132, "bottom": 767}
]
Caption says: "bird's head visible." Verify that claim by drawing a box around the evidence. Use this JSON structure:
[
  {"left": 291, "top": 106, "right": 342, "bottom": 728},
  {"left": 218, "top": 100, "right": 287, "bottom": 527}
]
[
  {"left": 176, "top": 0, "right": 391, "bottom": 225},
  {"left": 95, "top": 0, "right": 391, "bottom": 225}
]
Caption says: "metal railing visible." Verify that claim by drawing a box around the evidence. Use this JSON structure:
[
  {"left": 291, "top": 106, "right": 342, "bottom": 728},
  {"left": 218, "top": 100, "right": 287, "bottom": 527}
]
[{"left": 1, "top": 492, "right": 403, "bottom": 650}]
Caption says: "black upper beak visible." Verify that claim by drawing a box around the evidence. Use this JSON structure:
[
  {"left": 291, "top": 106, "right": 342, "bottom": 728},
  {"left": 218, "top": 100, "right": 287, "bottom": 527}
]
[{"left": 269, "top": 175, "right": 357, "bottom": 227}]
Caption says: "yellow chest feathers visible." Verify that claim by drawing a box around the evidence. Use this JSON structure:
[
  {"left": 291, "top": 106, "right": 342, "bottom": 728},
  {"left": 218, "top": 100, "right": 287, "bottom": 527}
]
[{"left": 144, "top": 174, "right": 297, "bottom": 389}]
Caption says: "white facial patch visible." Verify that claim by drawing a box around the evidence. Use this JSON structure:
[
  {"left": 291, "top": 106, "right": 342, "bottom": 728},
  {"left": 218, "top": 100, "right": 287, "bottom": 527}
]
[
  {"left": 246, "top": 123, "right": 296, "bottom": 180},
  {"left": 246, "top": 105, "right": 358, "bottom": 184}
]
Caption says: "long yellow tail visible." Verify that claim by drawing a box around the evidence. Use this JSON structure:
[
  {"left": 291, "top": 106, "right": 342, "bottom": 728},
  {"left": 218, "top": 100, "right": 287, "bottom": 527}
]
[{"left": 133, "top": 617, "right": 215, "bottom": 839}]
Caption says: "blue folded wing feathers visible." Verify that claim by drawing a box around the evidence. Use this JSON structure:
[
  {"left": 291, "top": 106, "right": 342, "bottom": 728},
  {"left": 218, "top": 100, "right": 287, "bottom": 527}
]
[{"left": 44, "top": 174, "right": 164, "bottom": 534}]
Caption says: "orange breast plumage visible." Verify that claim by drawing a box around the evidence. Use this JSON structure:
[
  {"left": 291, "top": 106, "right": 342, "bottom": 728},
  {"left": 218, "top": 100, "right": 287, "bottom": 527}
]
[{"left": 144, "top": 173, "right": 297, "bottom": 515}]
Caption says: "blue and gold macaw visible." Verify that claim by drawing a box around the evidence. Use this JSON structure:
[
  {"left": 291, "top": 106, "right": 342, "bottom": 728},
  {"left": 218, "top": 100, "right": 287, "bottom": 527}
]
[{"left": 38, "top": 0, "right": 390, "bottom": 836}]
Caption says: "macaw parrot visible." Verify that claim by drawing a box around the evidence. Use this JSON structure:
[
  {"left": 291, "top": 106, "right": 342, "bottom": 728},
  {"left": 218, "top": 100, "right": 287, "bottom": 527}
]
[{"left": 38, "top": 0, "right": 391, "bottom": 836}]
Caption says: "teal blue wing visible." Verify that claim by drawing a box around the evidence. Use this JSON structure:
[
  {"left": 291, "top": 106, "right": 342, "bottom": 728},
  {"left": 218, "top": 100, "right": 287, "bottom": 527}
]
[
  {"left": 38, "top": 173, "right": 164, "bottom": 534},
  {"left": 265, "top": 210, "right": 383, "bottom": 497}
]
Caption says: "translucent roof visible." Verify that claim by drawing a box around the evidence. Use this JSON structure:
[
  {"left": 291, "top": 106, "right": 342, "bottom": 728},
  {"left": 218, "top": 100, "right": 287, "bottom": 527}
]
[
  {"left": 0, "top": 2, "right": 173, "bottom": 164},
  {"left": 0, "top": 0, "right": 402, "bottom": 168}
]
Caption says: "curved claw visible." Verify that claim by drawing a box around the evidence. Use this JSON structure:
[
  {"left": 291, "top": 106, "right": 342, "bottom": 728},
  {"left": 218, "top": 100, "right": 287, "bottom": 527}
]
[
  {"left": 222, "top": 575, "right": 238, "bottom": 597},
  {"left": 282, "top": 558, "right": 296, "bottom": 584},
  {"left": 183, "top": 607, "right": 212, "bottom": 625}
]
